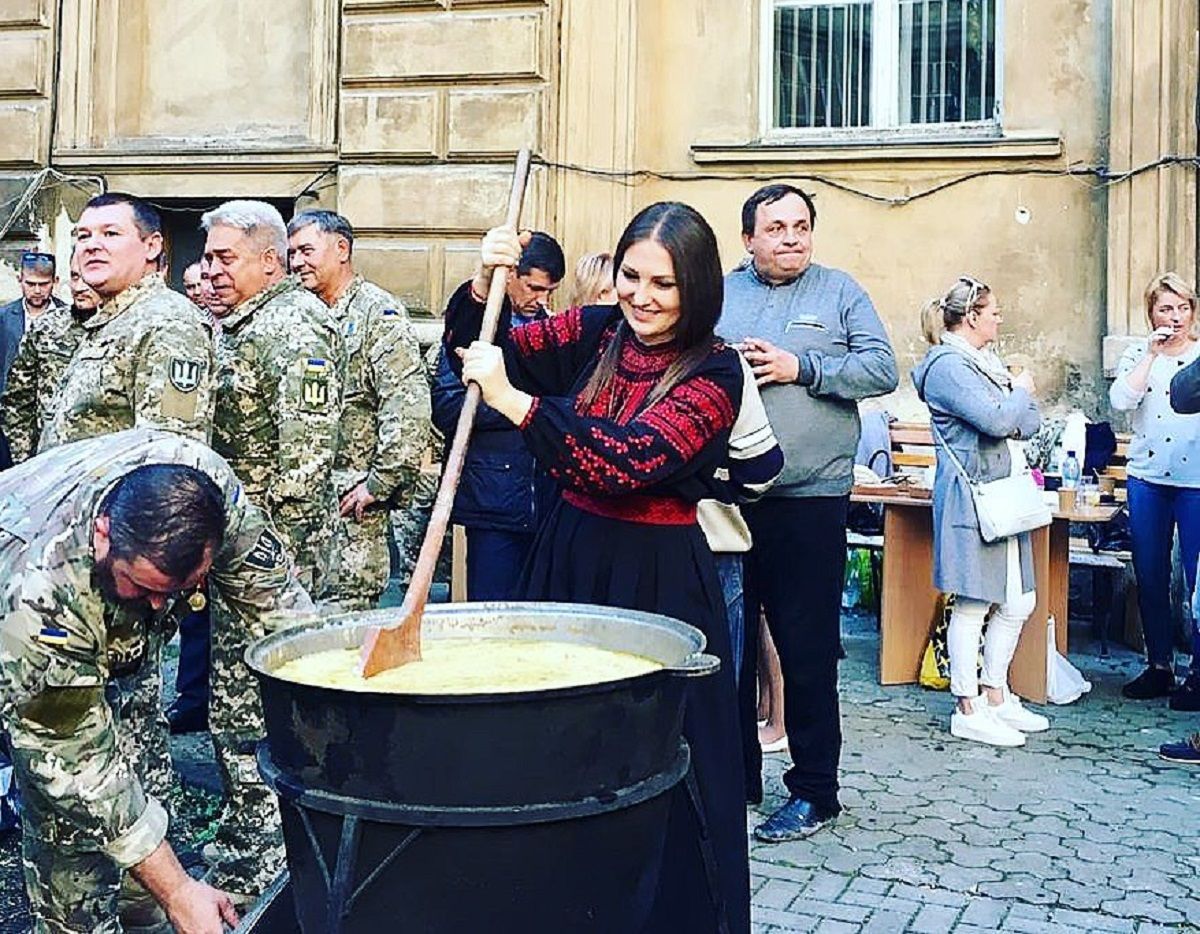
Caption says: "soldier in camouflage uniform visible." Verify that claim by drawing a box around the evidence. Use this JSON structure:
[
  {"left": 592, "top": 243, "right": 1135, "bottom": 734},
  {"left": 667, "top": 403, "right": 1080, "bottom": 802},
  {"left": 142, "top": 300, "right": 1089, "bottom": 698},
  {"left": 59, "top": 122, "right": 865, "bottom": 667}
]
[
  {"left": 201, "top": 199, "right": 344, "bottom": 897},
  {"left": 0, "top": 428, "right": 313, "bottom": 933},
  {"left": 0, "top": 254, "right": 101, "bottom": 463},
  {"left": 287, "top": 209, "right": 431, "bottom": 609},
  {"left": 40, "top": 194, "right": 215, "bottom": 452}
]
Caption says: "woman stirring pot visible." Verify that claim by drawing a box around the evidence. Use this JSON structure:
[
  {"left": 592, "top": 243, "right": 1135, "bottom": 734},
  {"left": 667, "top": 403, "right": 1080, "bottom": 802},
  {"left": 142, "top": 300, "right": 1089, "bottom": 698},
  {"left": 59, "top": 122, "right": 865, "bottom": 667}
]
[
  {"left": 445, "top": 202, "right": 753, "bottom": 933},
  {"left": 912, "top": 276, "right": 1051, "bottom": 747}
]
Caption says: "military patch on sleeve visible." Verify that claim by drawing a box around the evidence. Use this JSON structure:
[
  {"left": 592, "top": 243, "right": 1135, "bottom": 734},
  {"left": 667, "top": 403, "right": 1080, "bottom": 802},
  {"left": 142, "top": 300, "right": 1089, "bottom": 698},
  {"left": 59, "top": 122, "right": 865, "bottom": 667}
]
[
  {"left": 300, "top": 358, "right": 330, "bottom": 412},
  {"left": 35, "top": 626, "right": 70, "bottom": 646},
  {"left": 162, "top": 357, "right": 204, "bottom": 421},
  {"left": 245, "top": 528, "right": 285, "bottom": 571},
  {"left": 382, "top": 308, "right": 401, "bottom": 318},
  {"left": 169, "top": 357, "right": 203, "bottom": 393}
]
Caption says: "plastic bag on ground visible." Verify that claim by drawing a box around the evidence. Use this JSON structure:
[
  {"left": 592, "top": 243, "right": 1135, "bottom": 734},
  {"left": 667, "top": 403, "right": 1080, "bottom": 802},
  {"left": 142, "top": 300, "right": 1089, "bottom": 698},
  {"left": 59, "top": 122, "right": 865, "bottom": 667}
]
[{"left": 1046, "top": 615, "right": 1092, "bottom": 704}]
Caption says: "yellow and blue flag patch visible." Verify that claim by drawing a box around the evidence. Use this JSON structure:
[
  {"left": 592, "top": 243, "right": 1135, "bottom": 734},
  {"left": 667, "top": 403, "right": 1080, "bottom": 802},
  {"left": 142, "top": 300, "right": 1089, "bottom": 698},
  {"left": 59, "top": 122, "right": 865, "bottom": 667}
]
[{"left": 35, "top": 626, "right": 69, "bottom": 646}]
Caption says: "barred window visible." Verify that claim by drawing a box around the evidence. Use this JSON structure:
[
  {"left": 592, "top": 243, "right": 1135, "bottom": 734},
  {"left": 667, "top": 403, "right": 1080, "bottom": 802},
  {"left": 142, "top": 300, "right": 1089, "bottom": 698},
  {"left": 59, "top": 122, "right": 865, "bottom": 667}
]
[{"left": 768, "top": 0, "right": 1000, "bottom": 133}]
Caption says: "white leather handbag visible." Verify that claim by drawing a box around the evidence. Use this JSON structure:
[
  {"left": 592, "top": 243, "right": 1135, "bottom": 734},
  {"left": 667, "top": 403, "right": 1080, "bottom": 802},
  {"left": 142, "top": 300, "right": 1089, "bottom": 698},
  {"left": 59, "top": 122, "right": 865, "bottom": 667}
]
[{"left": 932, "top": 424, "right": 1052, "bottom": 543}]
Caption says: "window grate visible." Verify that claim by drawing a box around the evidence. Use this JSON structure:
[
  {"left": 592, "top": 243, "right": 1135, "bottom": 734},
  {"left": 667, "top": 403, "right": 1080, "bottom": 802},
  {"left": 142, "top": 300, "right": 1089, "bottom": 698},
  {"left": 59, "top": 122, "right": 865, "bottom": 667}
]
[
  {"left": 769, "top": 0, "right": 999, "bottom": 132},
  {"left": 774, "top": 2, "right": 873, "bottom": 129},
  {"left": 898, "top": 0, "right": 996, "bottom": 124}
]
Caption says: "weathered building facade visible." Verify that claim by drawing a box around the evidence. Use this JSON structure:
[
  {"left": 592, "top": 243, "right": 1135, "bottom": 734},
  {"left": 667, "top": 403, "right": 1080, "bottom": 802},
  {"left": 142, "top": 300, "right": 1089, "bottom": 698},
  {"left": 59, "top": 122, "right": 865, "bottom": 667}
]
[{"left": 0, "top": 0, "right": 1194, "bottom": 413}]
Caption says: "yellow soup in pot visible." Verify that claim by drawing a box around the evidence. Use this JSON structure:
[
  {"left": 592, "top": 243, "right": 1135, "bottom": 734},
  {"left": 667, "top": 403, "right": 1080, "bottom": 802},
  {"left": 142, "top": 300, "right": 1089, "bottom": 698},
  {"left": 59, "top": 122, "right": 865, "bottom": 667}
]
[{"left": 272, "top": 638, "right": 663, "bottom": 694}]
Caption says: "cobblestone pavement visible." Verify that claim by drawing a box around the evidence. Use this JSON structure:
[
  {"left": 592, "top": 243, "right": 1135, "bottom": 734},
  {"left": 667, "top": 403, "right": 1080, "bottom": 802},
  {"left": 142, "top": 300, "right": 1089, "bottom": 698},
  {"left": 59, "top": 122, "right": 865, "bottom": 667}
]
[
  {"left": 749, "top": 612, "right": 1200, "bottom": 933},
  {"left": 1, "top": 611, "right": 1196, "bottom": 933}
]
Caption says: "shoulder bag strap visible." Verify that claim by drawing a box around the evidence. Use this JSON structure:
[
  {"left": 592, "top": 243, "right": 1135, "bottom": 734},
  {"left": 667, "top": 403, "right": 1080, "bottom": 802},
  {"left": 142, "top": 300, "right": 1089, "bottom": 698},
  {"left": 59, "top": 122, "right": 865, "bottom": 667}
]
[{"left": 928, "top": 416, "right": 977, "bottom": 487}]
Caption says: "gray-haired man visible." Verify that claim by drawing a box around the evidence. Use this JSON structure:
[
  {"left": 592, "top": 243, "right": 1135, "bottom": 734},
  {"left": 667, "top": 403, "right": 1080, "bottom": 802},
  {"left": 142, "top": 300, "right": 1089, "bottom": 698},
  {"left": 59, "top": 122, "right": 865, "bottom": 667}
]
[
  {"left": 201, "top": 199, "right": 345, "bottom": 900},
  {"left": 287, "top": 209, "right": 431, "bottom": 608}
]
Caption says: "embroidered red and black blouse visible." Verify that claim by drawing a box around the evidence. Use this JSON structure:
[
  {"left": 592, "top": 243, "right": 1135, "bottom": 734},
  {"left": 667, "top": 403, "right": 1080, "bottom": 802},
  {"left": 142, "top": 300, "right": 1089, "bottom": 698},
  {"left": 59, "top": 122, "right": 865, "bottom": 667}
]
[{"left": 444, "top": 283, "right": 743, "bottom": 523}]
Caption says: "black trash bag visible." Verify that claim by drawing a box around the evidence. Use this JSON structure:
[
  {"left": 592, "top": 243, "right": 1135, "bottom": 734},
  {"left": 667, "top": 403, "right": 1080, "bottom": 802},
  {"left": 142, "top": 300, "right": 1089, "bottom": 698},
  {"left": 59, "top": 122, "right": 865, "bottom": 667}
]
[
  {"left": 847, "top": 501, "right": 884, "bottom": 535},
  {"left": 1087, "top": 505, "right": 1132, "bottom": 553},
  {"left": 1084, "top": 422, "right": 1117, "bottom": 477}
]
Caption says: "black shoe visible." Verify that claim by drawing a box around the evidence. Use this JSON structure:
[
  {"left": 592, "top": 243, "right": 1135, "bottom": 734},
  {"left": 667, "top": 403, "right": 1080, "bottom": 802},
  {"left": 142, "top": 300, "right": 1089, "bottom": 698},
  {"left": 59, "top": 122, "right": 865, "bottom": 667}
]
[
  {"left": 1169, "top": 675, "right": 1200, "bottom": 712},
  {"left": 754, "top": 796, "right": 838, "bottom": 843},
  {"left": 167, "top": 704, "right": 208, "bottom": 735},
  {"left": 1122, "top": 666, "right": 1175, "bottom": 700}
]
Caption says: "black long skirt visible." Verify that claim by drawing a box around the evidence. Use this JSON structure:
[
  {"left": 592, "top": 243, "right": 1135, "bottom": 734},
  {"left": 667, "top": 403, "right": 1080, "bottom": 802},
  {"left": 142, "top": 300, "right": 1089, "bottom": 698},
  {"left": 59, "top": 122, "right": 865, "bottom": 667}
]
[{"left": 522, "top": 499, "right": 751, "bottom": 934}]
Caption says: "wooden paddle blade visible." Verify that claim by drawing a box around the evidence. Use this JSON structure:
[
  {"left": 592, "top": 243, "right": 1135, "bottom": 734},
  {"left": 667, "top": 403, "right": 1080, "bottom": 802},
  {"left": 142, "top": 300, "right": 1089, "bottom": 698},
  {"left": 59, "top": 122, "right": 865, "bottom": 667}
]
[{"left": 358, "top": 612, "right": 422, "bottom": 677}]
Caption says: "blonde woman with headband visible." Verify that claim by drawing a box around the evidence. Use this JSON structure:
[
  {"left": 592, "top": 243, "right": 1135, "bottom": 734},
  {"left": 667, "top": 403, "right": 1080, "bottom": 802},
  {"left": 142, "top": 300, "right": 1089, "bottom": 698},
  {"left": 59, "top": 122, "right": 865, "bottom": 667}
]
[
  {"left": 565, "top": 251, "right": 616, "bottom": 308},
  {"left": 912, "top": 276, "right": 1050, "bottom": 746},
  {"left": 1109, "top": 273, "right": 1200, "bottom": 709}
]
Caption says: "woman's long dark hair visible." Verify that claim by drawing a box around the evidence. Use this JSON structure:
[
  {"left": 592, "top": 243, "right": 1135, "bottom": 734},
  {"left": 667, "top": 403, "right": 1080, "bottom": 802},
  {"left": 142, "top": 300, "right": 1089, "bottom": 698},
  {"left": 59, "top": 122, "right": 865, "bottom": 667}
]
[{"left": 578, "top": 201, "right": 724, "bottom": 413}]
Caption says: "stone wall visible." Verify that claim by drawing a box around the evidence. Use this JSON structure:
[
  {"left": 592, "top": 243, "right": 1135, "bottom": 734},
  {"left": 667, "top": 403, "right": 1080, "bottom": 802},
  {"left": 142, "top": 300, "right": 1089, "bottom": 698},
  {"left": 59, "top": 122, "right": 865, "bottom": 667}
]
[{"left": 9, "top": 0, "right": 1198, "bottom": 415}]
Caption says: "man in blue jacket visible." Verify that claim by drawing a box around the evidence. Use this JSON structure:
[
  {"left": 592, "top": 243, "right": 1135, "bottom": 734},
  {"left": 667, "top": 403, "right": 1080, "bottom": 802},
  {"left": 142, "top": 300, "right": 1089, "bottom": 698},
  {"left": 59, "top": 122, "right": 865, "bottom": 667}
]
[
  {"left": 720, "top": 184, "right": 899, "bottom": 840},
  {"left": 0, "top": 251, "right": 64, "bottom": 394},
  {"left": 432, "top": 231, "right": 564, "bottom": 599},
  {"left": 0, "top": 251, "right": 64, "bottom": 468}
]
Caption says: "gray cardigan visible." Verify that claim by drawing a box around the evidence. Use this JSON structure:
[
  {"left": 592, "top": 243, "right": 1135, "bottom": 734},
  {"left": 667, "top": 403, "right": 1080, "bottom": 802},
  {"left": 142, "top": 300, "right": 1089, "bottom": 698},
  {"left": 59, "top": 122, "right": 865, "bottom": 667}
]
[
  {"left": 719, "top": 262, "right": 898, "bottom": 497},
  {"left": 912, "top": 344, "right": 1041, "bottom": 604}
]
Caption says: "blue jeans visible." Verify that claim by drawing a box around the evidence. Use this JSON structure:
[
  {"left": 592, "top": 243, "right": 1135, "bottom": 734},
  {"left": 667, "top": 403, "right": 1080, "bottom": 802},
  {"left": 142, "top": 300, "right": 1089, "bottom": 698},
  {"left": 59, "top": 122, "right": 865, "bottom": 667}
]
[
  {"left": 715, "top": 553, "right": 745, "bottom": 684},
  {"left": 1127, "top": 476, "right": 1200, "bottom": 672}
]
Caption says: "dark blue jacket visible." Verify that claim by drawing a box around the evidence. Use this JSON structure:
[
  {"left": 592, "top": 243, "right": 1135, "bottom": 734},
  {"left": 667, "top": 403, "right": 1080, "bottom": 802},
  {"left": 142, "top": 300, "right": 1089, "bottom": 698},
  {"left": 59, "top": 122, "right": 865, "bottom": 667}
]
[
  {"left": 431, "top": 305, "right": 555, "bottom": 533},
  {"left": 0, "top": 297, "right": 66, "bottom": 396},
  {"left": 0, "top": 299, "right": 26, "bottom": 397}
]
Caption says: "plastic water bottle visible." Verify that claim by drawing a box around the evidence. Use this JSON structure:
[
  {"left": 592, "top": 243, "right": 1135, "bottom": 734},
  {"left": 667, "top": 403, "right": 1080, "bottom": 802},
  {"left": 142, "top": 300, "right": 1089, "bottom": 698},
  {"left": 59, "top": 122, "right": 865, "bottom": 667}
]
[
  {"left": 1062, "top": 450, "right": 1081, "bottom": 490},
  {"left": 842, "top": 560, "right": 861, "bottom": 609}
]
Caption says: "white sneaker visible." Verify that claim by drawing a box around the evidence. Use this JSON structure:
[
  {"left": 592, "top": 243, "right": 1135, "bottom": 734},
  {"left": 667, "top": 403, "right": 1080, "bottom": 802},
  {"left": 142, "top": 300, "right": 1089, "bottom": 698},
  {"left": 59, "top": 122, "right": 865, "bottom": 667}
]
[
  {"left": 950, "top": 698, "right": 1026, "bottom": 747},
  {"left": 990, "top": 691, "right": 1050, "bottom": 733}
]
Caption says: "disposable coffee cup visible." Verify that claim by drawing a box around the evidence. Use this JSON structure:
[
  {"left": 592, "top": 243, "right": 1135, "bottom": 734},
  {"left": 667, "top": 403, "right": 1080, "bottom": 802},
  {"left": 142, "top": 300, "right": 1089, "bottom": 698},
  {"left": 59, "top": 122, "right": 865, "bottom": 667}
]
[{"left": 1057, "top": 489, "right": 1075, "bottom": 512}]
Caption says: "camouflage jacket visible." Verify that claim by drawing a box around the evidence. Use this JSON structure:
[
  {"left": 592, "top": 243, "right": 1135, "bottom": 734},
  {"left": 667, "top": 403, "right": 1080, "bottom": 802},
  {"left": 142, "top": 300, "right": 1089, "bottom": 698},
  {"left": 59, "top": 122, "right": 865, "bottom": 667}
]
[
  {"left": 0, "top": 428, "right": 313, "bottom": 869},
  {"left": 212, "top": 276, "right": 345, "bottom": 593},
  {"left": 329, "top": 276, "right": 431, "bottom": 505},
  {"left": 38, "top": 274, "right": 215, "bottom": 452},
  {"left": 0, "top": 305, "right": 90, "bottom": 463}
]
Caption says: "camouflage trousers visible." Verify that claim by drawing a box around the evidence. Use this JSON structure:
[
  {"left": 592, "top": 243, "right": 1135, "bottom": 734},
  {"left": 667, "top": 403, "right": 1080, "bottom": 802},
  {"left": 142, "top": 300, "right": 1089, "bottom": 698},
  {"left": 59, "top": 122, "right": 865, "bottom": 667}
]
[
  {"left": 21, "top": 830, "right": 166, "bottom": 934},
  {"left": 205, "top": 592, "right": 285, "bottom": 900},
  {"left": 19, "top": 630, "right": 175, "bottom": 933},
  {"left": 391, "top": 471, "right": 438, "bottom": 588},
  {"left": 20, "top": 813, "right": 124, "bottom": 933},
  {"left": 325, "top": 507, "right": 391, "bottom": 609},
  {"left": 273, "top": 499, "right": 337, "bottom": 601}
]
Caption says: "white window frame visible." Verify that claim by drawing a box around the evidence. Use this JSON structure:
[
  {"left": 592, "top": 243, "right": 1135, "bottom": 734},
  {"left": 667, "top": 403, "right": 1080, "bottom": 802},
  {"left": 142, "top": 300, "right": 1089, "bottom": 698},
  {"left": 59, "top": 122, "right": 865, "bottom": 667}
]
[{"left": 759, "top": 0, "right": 1005, "bottom": 141}]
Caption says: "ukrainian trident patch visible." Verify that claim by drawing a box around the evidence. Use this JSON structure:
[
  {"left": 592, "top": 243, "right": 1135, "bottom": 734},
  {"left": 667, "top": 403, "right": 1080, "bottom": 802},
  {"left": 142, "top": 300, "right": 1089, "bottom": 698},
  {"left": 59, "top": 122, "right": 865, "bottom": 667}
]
[
  {"left": 169, "top": 357, "right": 202, "bottom": 393},
  {"left": 301, "top": 358, "right": 330, "bottom": 412}
]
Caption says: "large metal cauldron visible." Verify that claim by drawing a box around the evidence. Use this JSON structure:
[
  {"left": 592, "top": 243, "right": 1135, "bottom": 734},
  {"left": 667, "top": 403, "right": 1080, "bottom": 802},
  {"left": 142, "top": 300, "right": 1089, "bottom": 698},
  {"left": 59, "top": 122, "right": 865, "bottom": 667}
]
[{"left": 246, "top": 602, "right": 719, "bottom": 934}]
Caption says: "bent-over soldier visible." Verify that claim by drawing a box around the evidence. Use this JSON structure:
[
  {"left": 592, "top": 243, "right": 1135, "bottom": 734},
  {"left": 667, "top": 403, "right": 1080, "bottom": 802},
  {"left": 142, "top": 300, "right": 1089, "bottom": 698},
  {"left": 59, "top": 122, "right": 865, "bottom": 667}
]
[
  {"left": 0, "top": 428, "right": 313, "bottom": 934},
  {"left": 288, "top": 209, "right": 431, "bottom": 608},
  {"left": 201, "top": 199, "right": 343, "bottom": 898}
]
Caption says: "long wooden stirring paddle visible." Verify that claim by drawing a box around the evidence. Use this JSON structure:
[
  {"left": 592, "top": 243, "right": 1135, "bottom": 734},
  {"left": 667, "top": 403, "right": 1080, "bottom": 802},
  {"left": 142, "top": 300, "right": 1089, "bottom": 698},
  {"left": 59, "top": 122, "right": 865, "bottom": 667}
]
[{"left": 359, "top": 148, "right": 532, "bottom": 677}]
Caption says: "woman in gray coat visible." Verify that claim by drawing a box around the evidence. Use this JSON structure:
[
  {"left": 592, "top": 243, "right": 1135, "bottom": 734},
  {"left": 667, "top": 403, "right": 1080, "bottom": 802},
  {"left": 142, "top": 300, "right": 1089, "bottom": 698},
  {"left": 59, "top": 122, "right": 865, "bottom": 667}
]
[{"left": 912, "top": 277, "right": 1051, "bottom": 747}]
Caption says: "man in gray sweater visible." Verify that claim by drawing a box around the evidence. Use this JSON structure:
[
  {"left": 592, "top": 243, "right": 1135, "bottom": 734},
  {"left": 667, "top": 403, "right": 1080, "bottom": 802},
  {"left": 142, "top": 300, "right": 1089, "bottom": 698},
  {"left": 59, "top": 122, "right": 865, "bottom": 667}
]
[{"left": 720, "top": 184, "right": 898, "bottom": 840}]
